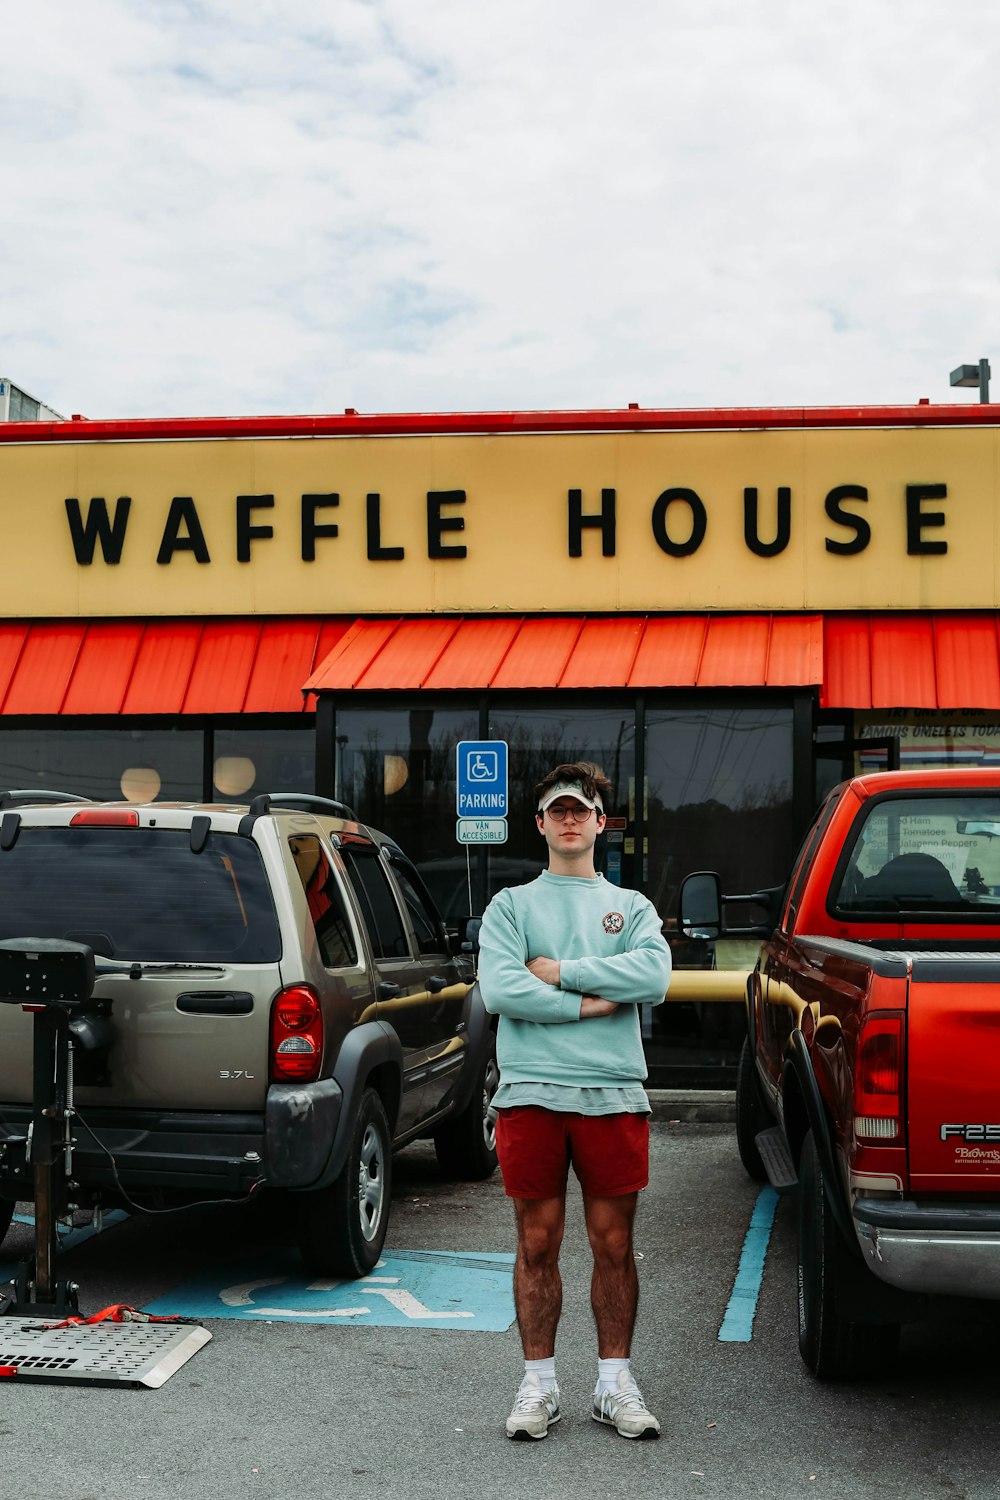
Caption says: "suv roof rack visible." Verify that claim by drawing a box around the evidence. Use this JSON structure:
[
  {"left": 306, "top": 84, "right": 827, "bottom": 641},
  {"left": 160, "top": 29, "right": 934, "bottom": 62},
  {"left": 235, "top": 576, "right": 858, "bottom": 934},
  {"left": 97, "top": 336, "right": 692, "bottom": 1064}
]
[
  {"left": 237, "top": 792, "right": 359, "bottom": 837},
  {"left": 0, "top": 789, "right": 93, "bottom": 808}
]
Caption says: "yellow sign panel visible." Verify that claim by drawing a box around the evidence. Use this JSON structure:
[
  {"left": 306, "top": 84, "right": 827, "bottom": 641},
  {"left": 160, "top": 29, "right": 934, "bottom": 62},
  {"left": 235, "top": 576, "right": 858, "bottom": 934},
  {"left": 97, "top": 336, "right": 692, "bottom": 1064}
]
[{"left": 0, "top": 425, "right": 996, "bottom": 616}]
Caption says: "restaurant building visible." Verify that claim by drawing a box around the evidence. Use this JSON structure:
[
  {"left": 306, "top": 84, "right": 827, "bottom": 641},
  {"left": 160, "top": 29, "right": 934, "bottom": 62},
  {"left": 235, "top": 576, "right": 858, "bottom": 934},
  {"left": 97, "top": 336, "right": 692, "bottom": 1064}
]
[{"left": 1, "top": 400, "right": 997, "bottom": 1083}]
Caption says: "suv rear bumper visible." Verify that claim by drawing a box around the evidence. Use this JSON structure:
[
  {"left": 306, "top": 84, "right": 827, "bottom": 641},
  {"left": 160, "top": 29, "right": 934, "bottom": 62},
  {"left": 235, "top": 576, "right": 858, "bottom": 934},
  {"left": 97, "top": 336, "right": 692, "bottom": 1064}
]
[
  {"left": 0, "top": 1080, "right": 342, "bottom": 1198},
  {"left": 853, "top": 1197, "right": 1000, "bottom": 1299}
]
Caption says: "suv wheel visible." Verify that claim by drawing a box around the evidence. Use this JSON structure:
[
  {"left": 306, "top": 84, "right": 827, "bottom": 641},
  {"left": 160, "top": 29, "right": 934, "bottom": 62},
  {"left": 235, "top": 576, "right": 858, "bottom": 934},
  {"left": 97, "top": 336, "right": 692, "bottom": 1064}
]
[
  {"left": 295, "top": 1088, "right": 392, "bottom": 1279},
  {"left": 735, "top": 1037, "right": 768, "bottom": 1181},
  {"left": 433, "top": 1032, "right": 499, "bottom": 1181},
  {"left": 797, "top": 1129, "right": 900, "bottom": 1379}
]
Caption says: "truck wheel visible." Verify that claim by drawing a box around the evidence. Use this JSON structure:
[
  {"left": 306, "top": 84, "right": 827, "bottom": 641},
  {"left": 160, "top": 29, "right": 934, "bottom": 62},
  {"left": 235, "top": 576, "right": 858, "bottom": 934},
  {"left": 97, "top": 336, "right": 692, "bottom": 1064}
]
[
  {"left": 735, "top": 1037, "right": 768, "bottom": 1181},
  {"left": 797, "top": 1130, "right": 900, "bottom": 1379},
  {"left": 433, "top": 1032, "right": 499, "bottom": 1181},
  {"left": 295, "top": 1088, "right": 392, "bottom": 1279}
]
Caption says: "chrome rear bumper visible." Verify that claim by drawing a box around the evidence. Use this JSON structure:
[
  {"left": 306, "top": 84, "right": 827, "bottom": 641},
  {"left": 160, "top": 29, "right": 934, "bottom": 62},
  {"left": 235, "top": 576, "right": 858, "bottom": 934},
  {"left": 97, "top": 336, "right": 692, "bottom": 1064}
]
[{"left": 853, "top": 1198, "right": 1000, "bottom": 1299}]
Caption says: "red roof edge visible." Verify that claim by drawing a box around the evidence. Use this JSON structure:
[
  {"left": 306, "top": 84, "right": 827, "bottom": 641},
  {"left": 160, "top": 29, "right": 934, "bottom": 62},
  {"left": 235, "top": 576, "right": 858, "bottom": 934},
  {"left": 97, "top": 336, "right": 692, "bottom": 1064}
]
[{"left": 1, "top": 403, "right": 997, "bottom": 444}]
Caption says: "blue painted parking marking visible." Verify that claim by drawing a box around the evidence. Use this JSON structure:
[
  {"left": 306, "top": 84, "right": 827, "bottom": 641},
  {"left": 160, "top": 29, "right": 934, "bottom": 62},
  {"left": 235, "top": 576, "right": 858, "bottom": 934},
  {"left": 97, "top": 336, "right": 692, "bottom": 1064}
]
[
  {"left": 144, "top": 1248, "right": 516, "bottom": 1329},
  {"left": 718, "top": 1186, "right": 779, "bottom": 1342}
]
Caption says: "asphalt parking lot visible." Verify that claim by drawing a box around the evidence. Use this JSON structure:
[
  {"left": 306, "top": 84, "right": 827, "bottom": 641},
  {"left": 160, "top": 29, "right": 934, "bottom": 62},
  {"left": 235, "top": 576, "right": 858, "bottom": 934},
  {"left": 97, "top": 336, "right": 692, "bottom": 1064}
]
[{"left": 3, "top": 1121, "right": 1000, "bottom": 1500}]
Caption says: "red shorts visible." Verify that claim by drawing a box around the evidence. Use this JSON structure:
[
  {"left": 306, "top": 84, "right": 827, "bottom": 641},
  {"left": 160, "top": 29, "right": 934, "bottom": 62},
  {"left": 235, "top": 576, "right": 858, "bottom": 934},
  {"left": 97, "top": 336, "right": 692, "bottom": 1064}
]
[{"left": 495, "top": 1106, "right": 649, "bottom": 1200}]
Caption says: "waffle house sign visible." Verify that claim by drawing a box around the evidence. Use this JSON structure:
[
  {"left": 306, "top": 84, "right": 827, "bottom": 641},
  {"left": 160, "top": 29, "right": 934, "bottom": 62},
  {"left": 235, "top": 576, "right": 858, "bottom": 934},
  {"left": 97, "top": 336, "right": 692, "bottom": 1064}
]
[{"left": 0, "top": 414, "right": 996, "bottom": 616}]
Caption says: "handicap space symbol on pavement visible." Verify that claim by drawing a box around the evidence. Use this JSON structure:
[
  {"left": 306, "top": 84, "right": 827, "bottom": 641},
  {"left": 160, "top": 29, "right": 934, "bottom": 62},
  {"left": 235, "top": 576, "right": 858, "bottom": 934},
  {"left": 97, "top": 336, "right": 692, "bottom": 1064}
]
[{"left": 144, "top": 1249, "right": 516, "bottom": 1330}]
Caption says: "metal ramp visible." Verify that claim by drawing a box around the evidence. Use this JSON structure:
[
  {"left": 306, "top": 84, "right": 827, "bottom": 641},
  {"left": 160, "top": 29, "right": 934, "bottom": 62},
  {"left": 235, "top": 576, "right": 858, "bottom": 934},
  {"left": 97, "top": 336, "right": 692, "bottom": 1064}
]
[{"left": 0, "top": 1317, "right": 211, "bottom": 1387}]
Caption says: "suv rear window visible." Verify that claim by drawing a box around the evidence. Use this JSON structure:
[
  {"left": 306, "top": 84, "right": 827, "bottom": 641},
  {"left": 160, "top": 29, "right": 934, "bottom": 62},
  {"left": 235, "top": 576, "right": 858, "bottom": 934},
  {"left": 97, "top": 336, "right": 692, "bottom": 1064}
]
[{"left": 0, "top": 827, "right": 281, "bottom": 962}]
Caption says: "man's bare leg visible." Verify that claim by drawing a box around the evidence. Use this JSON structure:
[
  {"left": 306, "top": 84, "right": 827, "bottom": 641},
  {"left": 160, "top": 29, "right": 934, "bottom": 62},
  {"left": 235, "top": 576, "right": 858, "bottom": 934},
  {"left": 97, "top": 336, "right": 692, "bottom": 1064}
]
[
  {"left": 584, "top": 1192, "right": 659, "bottom": 1437},
  {"left": 583, "top": 1193, "right": 639, "bottom": 1355},
  {"left": 512, "top": 1195, "right": 566, "bottom": 1357}
]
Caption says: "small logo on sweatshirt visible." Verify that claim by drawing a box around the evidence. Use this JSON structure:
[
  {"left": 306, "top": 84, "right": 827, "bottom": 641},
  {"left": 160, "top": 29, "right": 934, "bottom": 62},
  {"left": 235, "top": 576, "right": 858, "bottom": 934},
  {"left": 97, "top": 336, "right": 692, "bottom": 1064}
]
[{"left": 602, "top": 911, "right": 625, "bottom": 935}]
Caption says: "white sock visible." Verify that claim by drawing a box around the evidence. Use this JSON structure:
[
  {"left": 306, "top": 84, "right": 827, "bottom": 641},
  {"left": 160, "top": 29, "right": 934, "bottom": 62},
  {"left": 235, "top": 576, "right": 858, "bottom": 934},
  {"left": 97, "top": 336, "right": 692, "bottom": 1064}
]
[
  {"left": 597, "top": 1357, "right": 630, "bottom": 1393},
  {"left": 524, "top": 1357, "right": 557, "bottom": 1390}
]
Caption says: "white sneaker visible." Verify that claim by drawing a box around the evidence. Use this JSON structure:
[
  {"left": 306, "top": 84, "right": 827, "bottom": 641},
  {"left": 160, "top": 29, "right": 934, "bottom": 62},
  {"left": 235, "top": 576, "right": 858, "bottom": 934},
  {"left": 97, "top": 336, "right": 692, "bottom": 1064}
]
[
  {"left": 506, "top": 1373, "right": 561, "bottom": 1440},
  {"left": 592, "top": 1370, "right": 660, "bottom": 1439}
]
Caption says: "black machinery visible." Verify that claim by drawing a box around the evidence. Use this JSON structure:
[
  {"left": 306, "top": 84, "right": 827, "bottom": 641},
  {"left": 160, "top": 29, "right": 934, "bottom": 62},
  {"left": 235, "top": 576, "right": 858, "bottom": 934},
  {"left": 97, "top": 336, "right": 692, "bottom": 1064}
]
[{"left": 0, "top": 937, "right": 103, "bottom": 1317}]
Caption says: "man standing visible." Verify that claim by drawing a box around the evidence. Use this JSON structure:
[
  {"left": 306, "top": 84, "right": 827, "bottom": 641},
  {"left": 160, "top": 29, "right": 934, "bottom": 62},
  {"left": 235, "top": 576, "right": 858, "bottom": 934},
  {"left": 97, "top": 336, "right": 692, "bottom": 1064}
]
[{"left": 478, "top": 761, "right": 670, "bottom": 1442}]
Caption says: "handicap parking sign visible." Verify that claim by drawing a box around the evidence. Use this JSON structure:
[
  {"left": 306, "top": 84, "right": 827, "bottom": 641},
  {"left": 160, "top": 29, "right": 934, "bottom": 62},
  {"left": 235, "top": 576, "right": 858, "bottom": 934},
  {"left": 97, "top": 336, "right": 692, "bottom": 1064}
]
[{"left": 456, "top": 741, "right": 508, "bottom": 818}]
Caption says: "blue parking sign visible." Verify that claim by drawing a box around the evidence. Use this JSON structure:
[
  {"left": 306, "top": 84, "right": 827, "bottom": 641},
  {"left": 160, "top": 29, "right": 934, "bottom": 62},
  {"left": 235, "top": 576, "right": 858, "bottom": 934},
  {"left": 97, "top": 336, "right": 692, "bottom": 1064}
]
[{"left": 456, "top": 740, "right": 508, "bottom": 818}]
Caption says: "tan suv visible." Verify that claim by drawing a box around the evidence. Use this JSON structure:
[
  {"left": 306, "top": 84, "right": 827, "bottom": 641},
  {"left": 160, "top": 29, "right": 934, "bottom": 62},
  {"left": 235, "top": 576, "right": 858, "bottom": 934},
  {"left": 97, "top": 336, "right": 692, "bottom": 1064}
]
[{"left": 0, "top": 792, "right": 497, "bottom": 1277}]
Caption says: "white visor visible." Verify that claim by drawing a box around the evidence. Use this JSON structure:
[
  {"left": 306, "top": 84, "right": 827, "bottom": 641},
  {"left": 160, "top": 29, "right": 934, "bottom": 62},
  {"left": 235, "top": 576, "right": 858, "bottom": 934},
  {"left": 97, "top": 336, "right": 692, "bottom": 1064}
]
[{"left": 537, "top": 782, "right": 604, "bottom": 814}]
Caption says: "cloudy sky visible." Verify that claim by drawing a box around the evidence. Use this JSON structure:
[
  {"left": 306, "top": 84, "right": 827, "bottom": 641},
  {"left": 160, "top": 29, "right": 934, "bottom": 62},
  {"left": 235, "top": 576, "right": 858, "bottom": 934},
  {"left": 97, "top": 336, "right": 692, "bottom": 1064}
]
[{"left": 3, "top": 1, "right": 999, "bottom": 420}]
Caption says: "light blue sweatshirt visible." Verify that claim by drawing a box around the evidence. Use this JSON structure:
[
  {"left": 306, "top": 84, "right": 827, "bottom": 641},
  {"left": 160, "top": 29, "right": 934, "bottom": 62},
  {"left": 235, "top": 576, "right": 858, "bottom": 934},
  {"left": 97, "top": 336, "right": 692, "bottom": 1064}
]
[{"left": 478, "top": 871, "right": 671, "bottom": 1089}]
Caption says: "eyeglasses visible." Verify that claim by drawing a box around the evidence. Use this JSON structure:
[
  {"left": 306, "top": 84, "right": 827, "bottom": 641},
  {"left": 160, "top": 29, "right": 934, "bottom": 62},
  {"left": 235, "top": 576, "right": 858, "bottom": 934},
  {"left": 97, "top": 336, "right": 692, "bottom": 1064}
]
[{"left": 543, "top": 803, "right": 595, "bottom": 822}]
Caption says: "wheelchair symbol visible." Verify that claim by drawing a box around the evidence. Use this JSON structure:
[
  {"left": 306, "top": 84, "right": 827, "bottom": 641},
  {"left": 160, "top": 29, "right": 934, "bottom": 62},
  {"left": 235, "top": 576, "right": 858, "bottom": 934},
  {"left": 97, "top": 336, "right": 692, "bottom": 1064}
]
[{"left": 467, "top": 751, "right": 498, "bottom": 782}]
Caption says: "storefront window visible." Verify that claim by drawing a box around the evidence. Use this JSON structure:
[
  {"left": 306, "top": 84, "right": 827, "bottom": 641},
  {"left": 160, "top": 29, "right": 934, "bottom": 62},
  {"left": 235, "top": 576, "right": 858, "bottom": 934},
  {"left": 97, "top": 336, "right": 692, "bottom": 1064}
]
[
  {"left": 0, "top": 728, "right": 202, "bottom": 801},
  {"left": 645, "top": 705, "right": 796, "bottom": 1086},
  {"left": 334, "top": 705, "right": 478, "bottom": 915},
  {"left": 212, "top": 726, "right": 314, "bottom": 801},
  {"left": 854, "top": 709, "right": 1000, "bottom": 771},
  {"left": 487, "top": 702, "right": 637, "bottom": 899}
]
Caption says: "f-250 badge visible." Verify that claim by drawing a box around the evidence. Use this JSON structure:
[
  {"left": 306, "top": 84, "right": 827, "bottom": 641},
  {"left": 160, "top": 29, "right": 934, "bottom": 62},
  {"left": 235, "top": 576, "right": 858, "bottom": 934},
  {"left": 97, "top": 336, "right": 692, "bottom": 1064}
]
[{"left": 941, "top": 1123, "right": 1000, "bottom": 1141}]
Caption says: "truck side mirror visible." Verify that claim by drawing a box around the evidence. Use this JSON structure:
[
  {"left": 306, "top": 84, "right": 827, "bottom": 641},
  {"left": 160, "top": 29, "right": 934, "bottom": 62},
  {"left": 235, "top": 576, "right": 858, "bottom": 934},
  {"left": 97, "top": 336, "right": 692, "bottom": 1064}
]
[
  {"left": 678, "top": 871, "right": 723, "bottom": 940},
  {"left": 458, "top": 916, "right": 482, "bottom": 953}
]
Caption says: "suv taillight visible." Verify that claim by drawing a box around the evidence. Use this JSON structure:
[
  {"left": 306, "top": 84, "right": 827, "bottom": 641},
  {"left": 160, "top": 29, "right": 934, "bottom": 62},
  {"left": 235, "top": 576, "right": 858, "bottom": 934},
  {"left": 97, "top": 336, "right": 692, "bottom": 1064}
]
[
  {"left": 854, "top": 1013, "right": 904, "bottom": 1143},
  {"left": 270, "top": 985, "right": 323, "bottom": 1082}
]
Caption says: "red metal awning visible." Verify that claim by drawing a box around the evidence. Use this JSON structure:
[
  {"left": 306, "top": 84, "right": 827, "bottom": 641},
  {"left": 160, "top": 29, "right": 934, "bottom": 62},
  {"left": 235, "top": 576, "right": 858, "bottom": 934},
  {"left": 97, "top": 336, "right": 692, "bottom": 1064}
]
[
  {"left": 0, "top": 619, "right": 352, "bottom": 716},
  {"left": 304, "top": 615, "right": 826, "bottom": 694},
  {"left": 821, "top": 614, "right": 1000, "bottom": 709},
  {"left": 5, "top": 611, "right": 998, "bottom": 716}
]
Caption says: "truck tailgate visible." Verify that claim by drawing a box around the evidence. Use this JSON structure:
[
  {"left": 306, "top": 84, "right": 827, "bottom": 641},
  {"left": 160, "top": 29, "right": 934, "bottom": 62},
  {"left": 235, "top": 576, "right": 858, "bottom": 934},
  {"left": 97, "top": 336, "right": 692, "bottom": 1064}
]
[{"left": 908, "top": 955, "right": 1000, "bottom": 1190}]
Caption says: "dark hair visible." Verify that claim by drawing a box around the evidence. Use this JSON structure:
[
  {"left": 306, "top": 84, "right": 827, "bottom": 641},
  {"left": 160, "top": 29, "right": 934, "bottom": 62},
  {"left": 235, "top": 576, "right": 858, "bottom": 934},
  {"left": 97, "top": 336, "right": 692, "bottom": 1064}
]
[{"left": 534, "top": 761, "right": 613, "bottom": 811}]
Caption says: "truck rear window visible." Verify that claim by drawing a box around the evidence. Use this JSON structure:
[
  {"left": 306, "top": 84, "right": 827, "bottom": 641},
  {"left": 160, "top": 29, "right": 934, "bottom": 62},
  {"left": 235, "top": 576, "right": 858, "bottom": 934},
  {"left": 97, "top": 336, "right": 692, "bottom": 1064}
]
[
  {"left": 833, "top": 795, "right": 1000, "bottom": 918},
  {"left": 0, "top": 827, "right": 281, "bottom": 962}
]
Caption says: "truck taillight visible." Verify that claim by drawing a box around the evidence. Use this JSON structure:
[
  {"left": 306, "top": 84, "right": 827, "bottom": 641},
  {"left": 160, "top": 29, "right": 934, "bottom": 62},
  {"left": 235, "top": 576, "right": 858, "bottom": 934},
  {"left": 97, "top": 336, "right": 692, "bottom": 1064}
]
[
  {"left": 271, "top": 985, "right": 322, "bottom": 1082},
  {"left": 854, "top": 1013, "right": 904, "bottom": 1142}
]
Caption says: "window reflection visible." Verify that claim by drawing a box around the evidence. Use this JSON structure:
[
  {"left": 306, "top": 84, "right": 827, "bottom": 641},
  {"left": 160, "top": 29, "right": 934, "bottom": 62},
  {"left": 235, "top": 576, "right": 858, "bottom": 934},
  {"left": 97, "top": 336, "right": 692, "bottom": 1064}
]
[
  {"left": 646, "top": 706, "right": 795, "bottom": 924},
  {"left": 488, "top": 703, "right": 636, "bottom": 898},
  {"left": 0, "top": 729, "right": 202, "bottom": 801},
  {"left": 334, "top": 706, "right": 478, "bottom": 916},
  {"left": 212, "top": 726, "right": 314, "bottom": 801},
  {"left": 645, "top": 706, "right": 796, "bottom": 1086}
]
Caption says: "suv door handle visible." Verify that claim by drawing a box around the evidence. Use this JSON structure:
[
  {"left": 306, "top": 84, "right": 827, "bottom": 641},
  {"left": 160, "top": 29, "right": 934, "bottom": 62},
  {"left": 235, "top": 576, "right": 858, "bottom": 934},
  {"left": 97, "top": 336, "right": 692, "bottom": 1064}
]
[
  {"left": 426, "top": 975, "right": 448, "bottom": 993},
  {"left": 378, "top": 981, "right": 401, "bottom": 1000}
]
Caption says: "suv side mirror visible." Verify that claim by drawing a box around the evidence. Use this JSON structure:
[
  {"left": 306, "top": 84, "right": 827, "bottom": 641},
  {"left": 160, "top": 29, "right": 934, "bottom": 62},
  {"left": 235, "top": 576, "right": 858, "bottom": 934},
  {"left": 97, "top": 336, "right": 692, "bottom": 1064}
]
[
  {"left": 678, "top": 871, "right": 723, "bottom": 940},
  {"left": 457, "top": 916, "right": 482, "bottom": 953}
]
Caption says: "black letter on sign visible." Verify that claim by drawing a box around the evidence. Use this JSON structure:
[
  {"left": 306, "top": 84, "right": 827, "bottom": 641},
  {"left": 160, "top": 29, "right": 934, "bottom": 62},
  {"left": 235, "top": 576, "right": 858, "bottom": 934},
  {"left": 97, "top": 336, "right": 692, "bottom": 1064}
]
[
  {"left": 157, "top": 497, "right": 211, "bottom": 565},
  {"left": 366, "top": 493, "right": 404, "bottom": 561},
  {"left": 906, "top": 483, "right": 948, "bottom": 555},
  {"left": 428, "top": 490, "right": 467, "bottom": 559},
  {"left": 65, "top": 496, "right": 131, "bottom": 564},
  {"left": 568, "top": 488, "right": 616, "bottom": 557},
  {"left": 236, "top": 494, "right": 275, "bottom": 563},
  {"left": 651, "top": 488, "right": 707, "bottom": 557},
  {"left": 301, "top": 493, "right": 339, "bottom": 561},
  {"left": 743, "top": 487, "right": 791, "bottom": 558},
  {"left": 824, "top": 485, "right": 871, "bottom": 555}
]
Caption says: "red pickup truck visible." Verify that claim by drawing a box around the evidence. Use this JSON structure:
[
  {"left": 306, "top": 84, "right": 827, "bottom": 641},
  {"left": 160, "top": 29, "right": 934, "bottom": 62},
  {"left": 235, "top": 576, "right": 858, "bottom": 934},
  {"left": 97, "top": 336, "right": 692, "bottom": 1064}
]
[{"left": 681, "top": 766, "right": 1000, "bottom": 1379}]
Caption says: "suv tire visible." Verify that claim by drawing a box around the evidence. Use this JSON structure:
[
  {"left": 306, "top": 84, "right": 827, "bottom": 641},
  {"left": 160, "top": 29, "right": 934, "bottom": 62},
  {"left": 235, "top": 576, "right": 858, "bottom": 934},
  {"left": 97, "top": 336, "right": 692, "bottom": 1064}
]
[
  {"left": 296, "top": 1088, "right": 392, "bottom": 1279},
  {"left": 797, "top": 1129, "right": 900, "bottom": 1379},
  {"left": 433, "top": 1032, "right": 499, "bottom": 1181},
  {"left": 735, "top": 1037, "right": 768, "bottom": 1181}
]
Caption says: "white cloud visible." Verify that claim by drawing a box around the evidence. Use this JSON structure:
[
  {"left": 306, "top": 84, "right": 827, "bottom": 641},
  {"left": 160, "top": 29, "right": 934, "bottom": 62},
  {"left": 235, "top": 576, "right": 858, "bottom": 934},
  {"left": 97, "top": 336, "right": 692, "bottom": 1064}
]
[{"left": 2, "top": 0, "right": 999, "bottom": 417}]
